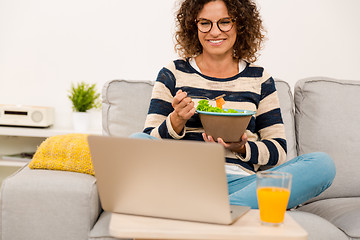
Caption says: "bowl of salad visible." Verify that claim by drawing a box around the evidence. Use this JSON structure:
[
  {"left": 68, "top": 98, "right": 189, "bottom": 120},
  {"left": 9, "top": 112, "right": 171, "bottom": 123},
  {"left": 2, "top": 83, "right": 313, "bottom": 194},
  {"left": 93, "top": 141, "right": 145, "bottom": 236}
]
[{"left": 196, "top": 99, "right": 255, "bottom": 142}]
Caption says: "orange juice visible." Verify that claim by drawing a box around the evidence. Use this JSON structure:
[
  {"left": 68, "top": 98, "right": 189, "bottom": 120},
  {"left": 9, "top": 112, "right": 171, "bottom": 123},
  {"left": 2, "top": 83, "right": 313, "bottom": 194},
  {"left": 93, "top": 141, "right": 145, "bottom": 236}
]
[{"left": 257, "top": 187, "right": 290, "bottom": 224}]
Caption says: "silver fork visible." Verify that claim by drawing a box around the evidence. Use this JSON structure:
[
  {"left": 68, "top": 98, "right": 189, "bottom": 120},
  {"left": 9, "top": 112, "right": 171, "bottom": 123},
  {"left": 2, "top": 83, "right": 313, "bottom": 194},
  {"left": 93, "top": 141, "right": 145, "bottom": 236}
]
[{"left": 188, "top": 94, "right": 226, "bottom": 101}]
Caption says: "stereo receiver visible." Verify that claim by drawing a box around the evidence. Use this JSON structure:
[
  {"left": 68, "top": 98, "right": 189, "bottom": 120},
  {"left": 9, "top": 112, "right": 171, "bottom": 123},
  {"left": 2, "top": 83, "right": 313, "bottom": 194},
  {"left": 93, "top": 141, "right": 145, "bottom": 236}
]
[{"left": 0, "top": 104, "right": 55, "bottom": 128}]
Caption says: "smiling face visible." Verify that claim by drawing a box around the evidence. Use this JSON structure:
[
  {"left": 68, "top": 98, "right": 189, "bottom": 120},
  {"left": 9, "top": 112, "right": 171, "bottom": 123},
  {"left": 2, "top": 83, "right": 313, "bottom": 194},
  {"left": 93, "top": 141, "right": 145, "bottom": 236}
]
[{"left": 196, "top": 0, "right": 237, "bottom": 59}]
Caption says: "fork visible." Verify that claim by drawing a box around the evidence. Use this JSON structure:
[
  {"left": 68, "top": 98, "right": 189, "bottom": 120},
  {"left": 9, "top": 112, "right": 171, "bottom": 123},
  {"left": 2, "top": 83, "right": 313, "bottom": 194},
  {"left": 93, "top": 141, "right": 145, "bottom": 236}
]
[{"left": 188, "top": 94, "right": 226, "bottom": 101}]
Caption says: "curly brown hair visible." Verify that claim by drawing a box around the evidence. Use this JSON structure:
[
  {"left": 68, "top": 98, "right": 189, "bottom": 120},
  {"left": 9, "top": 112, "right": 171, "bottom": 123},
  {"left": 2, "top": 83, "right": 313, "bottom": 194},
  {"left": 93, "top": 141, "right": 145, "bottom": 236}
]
[{"left": 174, "top": 0, "right": 266, "bottom": 63}]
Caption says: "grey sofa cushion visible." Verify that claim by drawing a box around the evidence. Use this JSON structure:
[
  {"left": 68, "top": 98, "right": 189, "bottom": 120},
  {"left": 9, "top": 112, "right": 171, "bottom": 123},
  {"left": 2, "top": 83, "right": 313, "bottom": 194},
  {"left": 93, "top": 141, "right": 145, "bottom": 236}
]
[
  {"left": 0, "top": 165, "right": 101, "bottom": 240},
  {"left": 294, "top": 77, "right": 360, "bottom": 200},
  {"left": 274, "top": 79, "right": 297, "bottom": 161},
  {"left": 298, "top": 197, "right": 360, "bottom": 239},
  {"left": 288, "top": 211, "right": 349, "bottom": 240},
  {"left": 102, "top": 79, "right": 154, "bottom": 137}
]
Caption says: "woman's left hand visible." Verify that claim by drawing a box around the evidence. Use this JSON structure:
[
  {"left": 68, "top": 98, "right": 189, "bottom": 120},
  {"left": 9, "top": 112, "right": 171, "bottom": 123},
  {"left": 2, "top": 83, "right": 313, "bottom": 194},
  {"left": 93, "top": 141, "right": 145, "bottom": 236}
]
[{"left": 202, "top": 132, "right": 247, "bottom": 154}]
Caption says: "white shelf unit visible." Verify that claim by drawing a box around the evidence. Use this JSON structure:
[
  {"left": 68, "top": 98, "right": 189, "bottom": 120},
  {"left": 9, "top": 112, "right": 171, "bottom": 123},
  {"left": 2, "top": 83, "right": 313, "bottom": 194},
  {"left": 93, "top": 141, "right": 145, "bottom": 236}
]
[
  {"left": 0, "top": 125, "right": 102, "bottom": 186},
  {"left": 0, "top": 125, "right": 102, "bottom": 168}
]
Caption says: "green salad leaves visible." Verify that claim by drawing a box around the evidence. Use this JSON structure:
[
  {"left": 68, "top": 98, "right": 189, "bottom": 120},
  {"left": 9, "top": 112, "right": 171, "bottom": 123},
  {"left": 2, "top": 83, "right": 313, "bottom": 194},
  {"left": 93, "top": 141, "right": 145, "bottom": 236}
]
[{"left": 196, "top": 99, "right": 238, "bottom": 113}]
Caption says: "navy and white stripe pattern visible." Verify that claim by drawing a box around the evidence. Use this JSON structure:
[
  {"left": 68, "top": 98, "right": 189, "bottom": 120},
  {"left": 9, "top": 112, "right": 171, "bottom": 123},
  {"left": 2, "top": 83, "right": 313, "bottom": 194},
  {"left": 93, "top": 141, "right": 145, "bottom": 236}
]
[{"left": 144, "top": 59, "right": 287, "bottom": 173}]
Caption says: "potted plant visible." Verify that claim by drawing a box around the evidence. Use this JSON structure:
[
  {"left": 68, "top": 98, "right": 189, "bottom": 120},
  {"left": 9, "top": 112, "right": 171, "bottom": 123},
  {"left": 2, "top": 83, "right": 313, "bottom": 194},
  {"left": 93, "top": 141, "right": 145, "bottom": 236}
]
[{"left": 68, "top": 81, "right": 101, "bottom": 132}]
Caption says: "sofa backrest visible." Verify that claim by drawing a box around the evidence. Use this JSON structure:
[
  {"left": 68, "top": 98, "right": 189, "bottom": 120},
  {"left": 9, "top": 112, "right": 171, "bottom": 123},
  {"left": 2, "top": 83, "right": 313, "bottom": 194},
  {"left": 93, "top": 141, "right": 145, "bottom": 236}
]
[
  {"left": 102, "top": 79, "right": 297, "bottom": 161},
  {"left": 295, "top": 77, "right": 360, "bottom": 200},
  {"left": 102, "top": 77, "right": 359, "bottom": 200},
  {"left": 102, "top": 79, "right": 154, "bottom": 137}
]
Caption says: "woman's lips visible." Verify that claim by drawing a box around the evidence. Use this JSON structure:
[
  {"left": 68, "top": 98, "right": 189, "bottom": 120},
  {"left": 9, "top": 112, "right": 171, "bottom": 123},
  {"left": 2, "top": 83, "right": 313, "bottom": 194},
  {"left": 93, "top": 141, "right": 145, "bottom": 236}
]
[{"left": 207, "top": 39, "right": 225, "bottom": 46}]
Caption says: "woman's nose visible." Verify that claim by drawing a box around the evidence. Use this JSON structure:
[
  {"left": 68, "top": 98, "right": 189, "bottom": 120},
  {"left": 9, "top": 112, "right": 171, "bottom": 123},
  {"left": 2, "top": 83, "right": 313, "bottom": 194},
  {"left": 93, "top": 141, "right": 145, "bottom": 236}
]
[{"left": 209, "top": 23, "right": 222, "bottom": 36}]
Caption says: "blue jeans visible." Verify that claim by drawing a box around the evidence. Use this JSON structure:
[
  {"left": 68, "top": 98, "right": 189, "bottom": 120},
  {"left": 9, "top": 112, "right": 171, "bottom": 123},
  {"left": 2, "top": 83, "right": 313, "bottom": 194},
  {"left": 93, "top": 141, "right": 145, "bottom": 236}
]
[
  {"left": 227, "top": 152, "right": 335, "bottom": 209},
  {"left": 130, "top": 133, "right": 336, "bottom": 209}
]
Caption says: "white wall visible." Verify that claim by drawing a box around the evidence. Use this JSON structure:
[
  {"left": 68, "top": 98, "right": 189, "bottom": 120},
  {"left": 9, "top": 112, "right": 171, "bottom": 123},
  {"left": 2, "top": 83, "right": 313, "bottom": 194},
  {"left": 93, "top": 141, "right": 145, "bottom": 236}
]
[
  {"left": 1, "top": 0, "right": 359, "bottom": 130},
  {"left": 257, "top": 0, "right": 360, "bottom": 87}
]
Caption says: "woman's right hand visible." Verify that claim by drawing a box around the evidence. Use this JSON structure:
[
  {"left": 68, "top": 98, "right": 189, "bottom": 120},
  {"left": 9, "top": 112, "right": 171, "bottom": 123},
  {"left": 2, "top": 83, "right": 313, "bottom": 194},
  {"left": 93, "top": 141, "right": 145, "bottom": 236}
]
[{"left": 170, "top": 89, "right": 196, "bottom": 134}]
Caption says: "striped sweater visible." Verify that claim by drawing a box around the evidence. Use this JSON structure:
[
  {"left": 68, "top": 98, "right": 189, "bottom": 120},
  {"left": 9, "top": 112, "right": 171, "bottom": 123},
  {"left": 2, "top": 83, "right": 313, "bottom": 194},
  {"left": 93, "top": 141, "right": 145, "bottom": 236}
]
[{"left": 143, "top": 59, "right": 287, "bottom": 173}]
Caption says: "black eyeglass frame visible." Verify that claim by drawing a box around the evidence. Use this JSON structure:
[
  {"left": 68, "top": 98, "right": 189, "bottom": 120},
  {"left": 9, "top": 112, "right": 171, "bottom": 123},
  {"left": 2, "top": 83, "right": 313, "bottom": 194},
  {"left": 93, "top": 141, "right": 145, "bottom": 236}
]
[{"left": 195, "top": 17, "right": 237, "bottom": 33}]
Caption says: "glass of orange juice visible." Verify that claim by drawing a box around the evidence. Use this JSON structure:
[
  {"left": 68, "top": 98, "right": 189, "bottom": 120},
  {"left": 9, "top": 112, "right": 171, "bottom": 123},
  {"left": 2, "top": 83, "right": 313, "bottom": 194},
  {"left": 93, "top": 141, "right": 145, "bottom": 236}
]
[{"left": 256, "top": 171, "right": 292, "bottom": 226}]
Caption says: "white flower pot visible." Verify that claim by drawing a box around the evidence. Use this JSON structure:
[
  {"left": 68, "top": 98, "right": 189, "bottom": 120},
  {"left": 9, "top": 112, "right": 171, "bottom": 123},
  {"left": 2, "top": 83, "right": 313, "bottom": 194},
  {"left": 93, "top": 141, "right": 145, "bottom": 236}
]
[{"left": 72, "top": 112, "right": 90, "bottom": 132}]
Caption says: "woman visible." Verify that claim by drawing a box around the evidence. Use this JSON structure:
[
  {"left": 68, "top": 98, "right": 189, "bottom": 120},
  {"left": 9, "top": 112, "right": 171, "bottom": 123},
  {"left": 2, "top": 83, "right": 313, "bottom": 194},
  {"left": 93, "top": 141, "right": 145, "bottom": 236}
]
[{"left": 139, "top": 0, "right": 335, "bottom": 209}]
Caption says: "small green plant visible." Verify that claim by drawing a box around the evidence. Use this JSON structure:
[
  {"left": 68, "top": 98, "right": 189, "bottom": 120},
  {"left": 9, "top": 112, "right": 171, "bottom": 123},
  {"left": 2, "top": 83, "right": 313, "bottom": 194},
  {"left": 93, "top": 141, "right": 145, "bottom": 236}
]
[{"left": 68, "top": 81, "right": 101, "bottom": 112}]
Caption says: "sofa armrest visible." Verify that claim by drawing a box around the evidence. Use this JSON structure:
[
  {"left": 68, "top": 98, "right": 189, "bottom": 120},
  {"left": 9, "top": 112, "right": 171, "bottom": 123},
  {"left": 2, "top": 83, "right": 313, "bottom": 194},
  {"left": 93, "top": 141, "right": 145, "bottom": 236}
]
[{"left": 1, "top": 165, "right": 101, "bottom": 240}]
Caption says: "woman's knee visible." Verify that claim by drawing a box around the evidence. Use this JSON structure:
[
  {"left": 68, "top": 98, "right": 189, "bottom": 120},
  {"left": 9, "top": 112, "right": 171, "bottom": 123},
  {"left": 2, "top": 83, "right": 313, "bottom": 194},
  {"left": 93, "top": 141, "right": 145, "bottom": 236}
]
[
  {"left": 300, "top": 152, "right": 336, "bottom": 181},
  {"left": 129, "top": 132, "right": 157, "bottom": 139}
]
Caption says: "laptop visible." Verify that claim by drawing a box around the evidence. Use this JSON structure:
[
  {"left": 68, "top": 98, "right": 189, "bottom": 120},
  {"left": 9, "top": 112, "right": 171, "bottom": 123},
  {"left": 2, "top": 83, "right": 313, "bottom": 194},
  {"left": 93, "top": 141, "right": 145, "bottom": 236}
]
[{"left": 88, "top": 135, "right": 250, "bottom": 225}]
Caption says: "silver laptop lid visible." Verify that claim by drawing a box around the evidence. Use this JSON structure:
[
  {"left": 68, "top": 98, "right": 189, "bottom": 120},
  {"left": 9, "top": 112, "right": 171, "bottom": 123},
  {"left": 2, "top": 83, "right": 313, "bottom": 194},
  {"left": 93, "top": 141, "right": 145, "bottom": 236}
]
[{"left": 89, "top": 135, "right": 237, "bottom": 224}]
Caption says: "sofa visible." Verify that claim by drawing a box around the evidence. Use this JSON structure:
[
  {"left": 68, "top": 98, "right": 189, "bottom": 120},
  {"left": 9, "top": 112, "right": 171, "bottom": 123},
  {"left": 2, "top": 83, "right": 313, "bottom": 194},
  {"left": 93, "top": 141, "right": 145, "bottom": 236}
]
[{"left": 1, "top": 77, "right": 360, "bottom": 240}]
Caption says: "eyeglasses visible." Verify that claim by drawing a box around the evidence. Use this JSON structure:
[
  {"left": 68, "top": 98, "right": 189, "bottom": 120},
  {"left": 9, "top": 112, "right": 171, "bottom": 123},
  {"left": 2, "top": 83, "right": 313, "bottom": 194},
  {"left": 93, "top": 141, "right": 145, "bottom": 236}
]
[{"left": 195, "top": 17, "right": 236, "bottom": 33}]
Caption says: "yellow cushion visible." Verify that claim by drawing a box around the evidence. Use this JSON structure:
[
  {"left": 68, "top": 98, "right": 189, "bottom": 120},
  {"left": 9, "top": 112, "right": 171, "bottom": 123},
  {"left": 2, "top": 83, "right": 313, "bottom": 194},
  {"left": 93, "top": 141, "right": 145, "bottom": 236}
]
[{"left": 29, "top": 133, "right": 94, "bottom": 175}]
